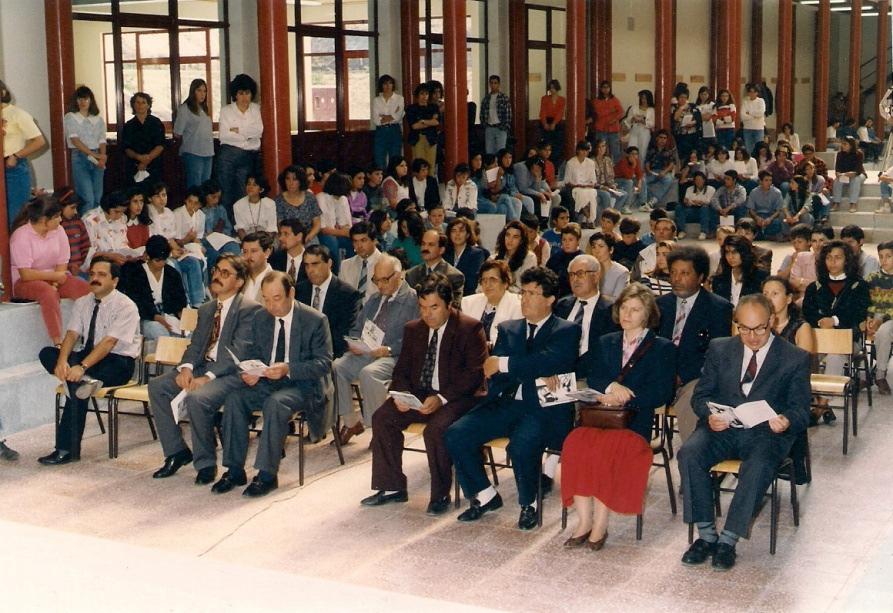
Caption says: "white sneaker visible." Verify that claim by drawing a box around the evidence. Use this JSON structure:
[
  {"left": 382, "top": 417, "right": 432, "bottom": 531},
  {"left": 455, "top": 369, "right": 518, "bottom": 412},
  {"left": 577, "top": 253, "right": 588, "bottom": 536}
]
[
  {"left": 876, "top": 203, "right": 891, "bottom": 213},
  {"left": 639, "top": 203, "right": 653, "bottom": 212},
  {"left": 698, "top": 232, "right": 707, "bottom": 240},
  {"left": 621, "top": 206, "right": 632, "bottom": 214},
  {"left": 677, "top": 231, "right": 686, "bottom": 239}
]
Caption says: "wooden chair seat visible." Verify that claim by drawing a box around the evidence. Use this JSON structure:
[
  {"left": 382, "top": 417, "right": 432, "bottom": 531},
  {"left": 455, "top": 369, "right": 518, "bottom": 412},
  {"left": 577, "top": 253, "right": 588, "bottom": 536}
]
[
  {"left": 111, "top": 385, "right": 149, "bottom": 403},
  {"left": 810, "top": 374, "right": 851, "bottom": 395},
  {"left": 55, "top": 381, "right": 136, "bottom": 399}
]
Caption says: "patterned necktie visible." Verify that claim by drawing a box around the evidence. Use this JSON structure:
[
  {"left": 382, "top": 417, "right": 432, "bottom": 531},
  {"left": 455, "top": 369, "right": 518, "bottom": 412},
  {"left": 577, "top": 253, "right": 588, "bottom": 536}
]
[
  {"left": 373, "top": 297, "right": 391, "bottom": 329},
  {"left": 275, "top": 318, "right": 286, "bottom": 363},
  {"left": 741, "top": 351, "right": 758, "bottom": 388},
  {"left": 573, "top": 300, "right": 587, "bottom": 326},
  {"left": 419, "top": 330, "right": 439, "bottom": 392},
  {"left": 672, "top": 299, "right": 687, "bottom": 346},
  {"left": 288, "top": 259, "right": 297, "bottom": 282},
  {"left": 312, "top": 286, "right": 321, "bottom": 310},
  {"left": 84, "top": 299, "right": 101, "bottom": 353},
  {"left": 205, "top": 302, "right": 223, "bottom": 361},
  {"left": 480, "top": 308, "right": 496, "bottom": 342},
  {"left": 358, "top": 259, "right": 368, "bottom": 295}
]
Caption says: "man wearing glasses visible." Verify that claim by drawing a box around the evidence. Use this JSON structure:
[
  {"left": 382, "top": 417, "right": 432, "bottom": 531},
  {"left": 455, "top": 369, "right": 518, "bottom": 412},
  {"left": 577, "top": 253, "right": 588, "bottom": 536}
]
[
  {"left": 331, "top": 254, "right": 420, "bottom": 446},
  {"left": 678, "top": 294, "right": 811, "bottom": 571},
  {"left": 149, "top": 254, "right": 262, "bottom": 484}
]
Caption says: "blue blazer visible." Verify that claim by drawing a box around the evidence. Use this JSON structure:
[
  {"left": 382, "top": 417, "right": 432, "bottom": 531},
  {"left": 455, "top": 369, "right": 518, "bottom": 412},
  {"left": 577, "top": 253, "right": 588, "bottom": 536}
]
[
  {"left": 554, "top": 295, "right": 619, "bottom": 379},
  {"left": 445, "top": 245, "right": 486, "bottom": 297}
]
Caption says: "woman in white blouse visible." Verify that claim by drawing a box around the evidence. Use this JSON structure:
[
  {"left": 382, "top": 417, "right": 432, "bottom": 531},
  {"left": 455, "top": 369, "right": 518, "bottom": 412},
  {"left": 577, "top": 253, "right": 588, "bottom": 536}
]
[
  {"left": 173, "top": 79, "right": 214, "bottom": 191},
  {"left": 624, "top": 89, "right": 655, "bottom": 157},
  {"left": 460, "top": 259, "right": 522, "bottom": 347},
  {"left": 372, "top": 74, "right": 404, "bottom": 169},
  {"left": 64, "top": 86, "right": 107, "bottom": 213},
  {"left": 316, "top": 172, "right": 354, "bottom": 273},
  {"left": 216, "top": 74, "right": 263, "bottom": 213}
]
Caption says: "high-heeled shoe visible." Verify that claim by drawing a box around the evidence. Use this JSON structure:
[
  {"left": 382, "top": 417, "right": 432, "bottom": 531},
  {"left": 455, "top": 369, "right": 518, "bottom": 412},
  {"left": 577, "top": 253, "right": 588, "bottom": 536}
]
[
  {"left": 587, "top": 531, "right": 608, "bottom": 551},
  {"left": 563, "top": 531, "right": 591, "bottom": 548}
]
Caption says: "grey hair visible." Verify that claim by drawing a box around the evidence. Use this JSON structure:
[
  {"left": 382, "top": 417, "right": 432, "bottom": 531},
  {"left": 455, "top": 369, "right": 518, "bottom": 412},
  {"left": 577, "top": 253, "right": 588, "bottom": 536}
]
[
  {"left": 568, "top": 253, "right": 600, "bottom": 273},
  {"left": 379, "top": 253, "right": 403, "bottom": 274},
  {"left": 737, "top": 293, "right": 773, "bottom": 319}
]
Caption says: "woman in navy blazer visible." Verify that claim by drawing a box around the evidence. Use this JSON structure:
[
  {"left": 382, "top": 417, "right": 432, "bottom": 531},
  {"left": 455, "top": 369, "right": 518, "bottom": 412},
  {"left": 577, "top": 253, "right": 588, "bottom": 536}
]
[
  {"left": 445, "top": 217, "right": 486, "bottom": 296},
  {"left": 711, "top": 234, "right": 768, "bottom": 307}
]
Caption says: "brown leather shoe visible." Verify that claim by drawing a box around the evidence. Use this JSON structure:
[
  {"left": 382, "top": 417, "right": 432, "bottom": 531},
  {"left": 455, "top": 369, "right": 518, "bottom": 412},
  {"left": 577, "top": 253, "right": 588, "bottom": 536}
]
[
  {"left": 586, "top": 531, "right": 608, "bottom": 551},
  {"left": 338, "top": 422, "right": 366, "bottom": 445},
  {"left": 877, "top": 378, "right": 892, "bottom": 395}
]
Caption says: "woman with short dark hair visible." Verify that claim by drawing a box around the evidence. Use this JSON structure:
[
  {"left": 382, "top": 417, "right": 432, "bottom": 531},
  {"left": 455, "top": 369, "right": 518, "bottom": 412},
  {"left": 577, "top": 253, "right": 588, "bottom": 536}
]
[
  {"left": 122, "top": 92, "right": 165, "bottom": 185},
  {"left": 216, "top": 74, "right": 263, "bottom": 213}
]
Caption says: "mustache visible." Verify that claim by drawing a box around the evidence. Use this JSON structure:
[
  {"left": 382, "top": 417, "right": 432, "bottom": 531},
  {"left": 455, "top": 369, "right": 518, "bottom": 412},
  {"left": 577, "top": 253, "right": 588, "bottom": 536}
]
[{"left": 90, "top": 281, "right": 101, "bottom": 286}]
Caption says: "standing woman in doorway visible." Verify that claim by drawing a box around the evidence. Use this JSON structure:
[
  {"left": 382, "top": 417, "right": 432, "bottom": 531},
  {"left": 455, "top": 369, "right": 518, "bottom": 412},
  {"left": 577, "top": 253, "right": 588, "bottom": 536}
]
[
  {"left": 216, "top": 74, "right": 263, "bottom": 217},
  {"left": 1, "top": 78, "right": 47, "bottom": 228},
  {"left": 173, "top": 78, "right": 214, "bottom": 190},
  {"left": 372, "top": 74, "right": 404, "bottom": 169},
  {"left": 591, "top": 81, "right": 624, "bottom": 163},
  {"left": 122, "top": 92, "right": 165, "bottom": 186},
  {"left": 64, "top": 86, "right": 106, "bottom": 214},
  {"left": 539, "top": 79, "right": 566, "bottom": 163}
]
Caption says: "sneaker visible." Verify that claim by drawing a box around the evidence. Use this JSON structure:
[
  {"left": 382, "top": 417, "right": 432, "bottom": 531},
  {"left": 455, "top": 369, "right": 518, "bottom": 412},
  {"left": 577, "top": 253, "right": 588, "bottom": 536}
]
[
  {"left": 876, "top": 203, "right": 891, "bottom": 214},
  {"left": 677, "top": 231, "right": 686, "bottom": 240},
  {"left": 639, "top": 203, "right": 653, "bottom": 212},
  {"left": 698, "top": 232, "right": 707, "bottom": 240},
  {"left": 621, "top": 206, "right": 632, "bottom": 214},
  {"left": 830, "top": 202, "right": 840, "bottom": 212},
  {"left": 849, "top": 203, "right": 858, "bottom": 213}
]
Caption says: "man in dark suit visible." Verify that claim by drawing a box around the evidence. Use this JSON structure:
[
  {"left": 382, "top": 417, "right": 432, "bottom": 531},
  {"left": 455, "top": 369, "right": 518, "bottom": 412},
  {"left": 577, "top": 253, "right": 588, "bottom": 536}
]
[
  {"left": 656, "top": 246, "right": 733, "bottom": 444},
  {"left": 678, "top": 295, "right": 811, "bottom": 571},
  {"left": 269, "top": 218, "right": 309, "bottom": 285},
  {"left": 445, "top": 267, "right": 581, "bottom": 530},
  {"left": 404, "top": 230, "right": 465, "bottom": 308},
  {"left": 149, "top": 254, "right": 263, "bottom": 483},
  {"left": 361, "top": 274, "right": 488, "bottom": 515},
  {"left": 215, "top": 272, "right": 333, "bottom": 497}
]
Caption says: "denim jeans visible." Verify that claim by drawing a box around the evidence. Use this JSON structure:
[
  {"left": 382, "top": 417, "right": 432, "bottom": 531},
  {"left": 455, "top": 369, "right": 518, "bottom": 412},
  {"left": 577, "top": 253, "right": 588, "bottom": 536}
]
[
  {"left": 485, "top": 126, "right": 508, "bottom": 155},
  {"left": 645, "top": 173, "right": 674, "bottom": 204},
  {"left": 716, "top": 129, "right": 736, "bottom": 151},
  {"left": 169, "top": 256, "right": 205, "bottom": 307},
  {"left": 71, "top": 149, "right": 105, "bottom": 214},
  {"left": 496, "top": 195, "right": 522, "bottom": 221},
  {"left": 182, "top": 152, "right": 213, "bottom": 190},
  {"left": 141, "top": 319, "right": 173, "bottom": 341},
  {"left": 476, "top": 198, "right": 497, "bottom": 215},
  {"left": 216, "top": 144, "right": 261, "bottom": 217},
  {"left": 5, "top": 156, "right": 31, "bottom": 228},
  {"left": 831, "top": 174, "right": 866, "bottom": 205},
  {"left": 201, "top": 237, "right": 242, "bottom": 271},
  {"left": 743, "top": 129, "right": 764, "bottom": 156},
  {"left": 596, "top": 131, "right": 622, "bottom": 164},
  {"left": 374, "top": 124, "right": 403, "bottom": 169},
  {"left": 755, "top": 217, "right": 784, "bottom": 239},
  {"left": 614, "top": 178, "right": 646, "bottom": 210},
  {"left": 881, "top": 182, "right": 892, "bottom": 200},
  {"left": 674, "top": 204, "right": 714, "bottom": 235}
]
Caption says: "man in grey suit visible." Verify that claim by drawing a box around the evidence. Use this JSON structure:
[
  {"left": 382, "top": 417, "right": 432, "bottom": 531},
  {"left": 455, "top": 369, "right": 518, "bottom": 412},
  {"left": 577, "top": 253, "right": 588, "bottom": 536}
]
[
  {"left": 149, "top": 254, "right": 263, "bottom": 484},
  {"left": 214, "top": 271, "right": 333, "bottom": 497},
  {"left": 332, "top": 254, "right": 420, "bottom": 445},
  {"left": 678, "top": 294, "right": 811, "bottom": 571},
  {"left": 404, "top": 230, "right": 465, "bottom": 308}
]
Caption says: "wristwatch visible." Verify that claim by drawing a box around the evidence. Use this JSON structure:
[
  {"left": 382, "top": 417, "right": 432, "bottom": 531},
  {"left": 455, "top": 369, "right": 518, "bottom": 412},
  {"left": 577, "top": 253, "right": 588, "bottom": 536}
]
[{"left": 78, "top": 362, "right": 88, "bottom": 371}]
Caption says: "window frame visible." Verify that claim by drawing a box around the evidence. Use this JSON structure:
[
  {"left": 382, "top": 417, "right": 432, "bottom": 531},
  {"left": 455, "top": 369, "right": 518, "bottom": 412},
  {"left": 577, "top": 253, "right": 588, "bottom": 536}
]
[{"left": 418, "top": 0, "right": 489, "bottom": 101}]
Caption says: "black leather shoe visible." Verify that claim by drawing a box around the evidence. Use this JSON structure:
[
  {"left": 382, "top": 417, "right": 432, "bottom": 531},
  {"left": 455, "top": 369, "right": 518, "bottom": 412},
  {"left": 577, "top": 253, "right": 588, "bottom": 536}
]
[
  {"left": 37, "top": 450, "right": 79, "bottom": 466},
  {"left": 540, "top": 474, "right": 554, "bottom": 498},
  {"left": 152, "top": 448, "right": 193, "bottom": 478},
  {"left": 823, "top": 409, "right": 837, "bottom": 424},
  {"left": 712, "top": 542, "right": 737, "bottom": 571},
  {"left": 518, "top": 505, "right": 538, "bottom": 530},
  {"left": 457, "top": 493, "right": 503, "bottom": 522},
  {"left": 361, "top": 490, "right": 409, "bottom": 506},
  {"left": 426, "top": 496, "right": 451, "bottom": 516},
  {"left": 211, "top": 471, "right": 247, "bottom": 494},
  {"left": 194, "top": 466, "right": 217, "bottom": 485},
  {"left": 681, "top": 538, "right": 718, "bottom": 566},
  {"left": 243, "top": 475, "right": 279, "bottom": 498}
]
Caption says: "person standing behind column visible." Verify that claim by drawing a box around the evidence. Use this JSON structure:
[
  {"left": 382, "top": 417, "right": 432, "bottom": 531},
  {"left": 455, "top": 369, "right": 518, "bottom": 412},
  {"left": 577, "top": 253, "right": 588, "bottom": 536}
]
[
  {"left": 405, "top": 84, "right": 439, "bottom": 172},
  {"left": 1, "top": 78, "right": 47, "bottom": 227},
  {"left": 64, "top": 86, "right": 106, "bottom": 214},
  {"left": 740, "top": 84, "right": 766, "bottom": 155},
  {"left": 372, "top": 75, "right": 405, "bottom": 169},
  {"left": 538, "top": 79, "right": 566, "bottom": 162},
  {"left": 216, "top": 74, "right": 263, "bottom": 217},
  {"left": 173, "top": 79, "right": 214, "bottom": 190},
  {"left": 481, "top": 75, "right": 512, "bottom": 155}
]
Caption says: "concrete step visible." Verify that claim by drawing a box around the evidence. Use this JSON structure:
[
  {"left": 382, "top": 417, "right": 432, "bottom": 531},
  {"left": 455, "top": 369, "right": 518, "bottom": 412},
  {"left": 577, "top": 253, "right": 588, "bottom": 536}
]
[
  {"left": 0, "top": 301, "right": 71, "bottom": 370},
  {"left": 0, "top": 361, "right": 58, "bottom": 436}
]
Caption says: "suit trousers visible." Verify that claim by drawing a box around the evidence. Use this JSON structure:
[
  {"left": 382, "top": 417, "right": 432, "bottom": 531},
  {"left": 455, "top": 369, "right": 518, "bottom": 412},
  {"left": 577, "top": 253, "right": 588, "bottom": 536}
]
[
  {"left": 679, "top": 425, "right": 794, "bottom": 538},
  {"left": 445, "top": 396, "right": 551, "bottom": 506},
  {"left": 223, "top": 378, "right": 307, "bottom": 476},
  {"left": 39, "top": 347, "right": 134, "bottom": 457},
  {"left": 147, "top": 367, "right": 244, "bottom": 469},
  {"left": 371, "top": 397, "right": 471, "bottom": 500},
  {"left": 332, "top": 353, "right": 396, "bottom": 427}
]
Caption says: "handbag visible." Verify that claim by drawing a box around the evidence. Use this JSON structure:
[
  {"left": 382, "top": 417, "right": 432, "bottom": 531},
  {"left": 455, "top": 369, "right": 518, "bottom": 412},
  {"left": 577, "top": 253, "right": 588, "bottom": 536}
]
[{"left": 578, "top": 336, "right": 655, "bottom": 430}]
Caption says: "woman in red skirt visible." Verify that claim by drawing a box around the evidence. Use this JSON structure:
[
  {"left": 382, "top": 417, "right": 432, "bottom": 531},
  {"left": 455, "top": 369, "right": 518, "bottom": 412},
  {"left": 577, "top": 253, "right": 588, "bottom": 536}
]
[{"left": 561, "top": 282, "right": 676, "bottom": 550}]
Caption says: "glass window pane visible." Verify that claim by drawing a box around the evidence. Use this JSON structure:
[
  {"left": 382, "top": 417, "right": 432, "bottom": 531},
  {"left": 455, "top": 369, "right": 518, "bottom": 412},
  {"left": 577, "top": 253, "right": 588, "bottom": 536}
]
[
  {"left": 430, "top": 43, "right": 444, "bottom": 87},
  {"left": 528, "top": 8, "right": 547, "bottom": 42},
  {"left": 177, "top": 0, "right": 223, "bottom": 22},
  {"left": 140, "top": 63, "right": 173, "bottom": 123},
  {"left": 301, "top": 0, "right": 336, "bottom": 27},
  {"left": 119, "top": 0, "right": 170, "bottom": 16},
  {"left": 136, "top": 31, "right": 170, "bottom": 60},
  {"left": 77, "top": 20, "right": 114, "bottom": 124},
  {"left": 104, "top": 63, "right": 118, "bottom": 126},
  {"left": 304, "top": 36, "right": 337, "bottom": 125},
  {"left": 288, "top": 32, "right": 298, "bottom": 131},
  {"left": 343, "top": 0, "right": 373, "bottom": 32},
  {"left": 73, "top": 0, "right": 111, "bottom": 15},
  {"left": 345, "top": 35, "right": 372, "bottom": 128},
  {"left": 179, "top": 30, "right": 207, "bottom": 57},
  {"left": 552, "top": 10, "right": 566, "bottom": 41},
  {"left": 468, "top": 41, "right": 485, "bottom": 103},
  {"left": 467, "top": 0, "right": 485, "bottom": 39},
  {"left": 528, "top": 49, "right": 546, "bottom": 120},
  {"left": 121, "top": 33, "right": 137, "bottom": 61}
]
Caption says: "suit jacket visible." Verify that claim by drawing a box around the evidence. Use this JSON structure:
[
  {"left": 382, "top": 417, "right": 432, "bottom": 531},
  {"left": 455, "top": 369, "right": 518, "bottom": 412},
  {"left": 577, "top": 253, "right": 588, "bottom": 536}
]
[
  {"left": 691, "top": 335, "right": 812, "bottom": 436},
  {"left": 404, "top": 259, "right": 465, "bottom": 308},
  {"left": 656, "top": 289, "right": 733, "bottom": 386},
  {"left": 390, "top": 310, "right": 488, "bottom": 409},
  {"left": 338, "top": 249, "right": 381, "bottom": 303},
  {"left": 802, "top": 276, "right": 871, "bottom": 337},
  {"left": 119, "top": 262, "right": 187, "bottom": 322},
  {"left": 180, "top": 292, "right": 263, "bottom": 379},
  {"left": 460, "top": 291, "right": 522, "bottom": 344},
  {"left": 296, "top": 275, "right": 362, "bottom": 359},
  {"left": 554, "top": 295, "right": 619, "bottom": 378},
  {"left": 408, "top": 176, "right": 441, "bottom": 210},
  {"left": 588, "top": 330, "right": 677, "bottom": 440},
  {"left": 270, "top": 249, "right": 308, "bottom": 285},
  {"left": 445, "top": 245, "right": 486, "bottom": 297},
  {"left": 351, "top": 280, "right": 420, "bottom": 357},
  {"left": 710, "top": 268, "right": 769, "bottom": 305},
  {"left": 248, "top": 301, "right": 333, "bottom": 411}
]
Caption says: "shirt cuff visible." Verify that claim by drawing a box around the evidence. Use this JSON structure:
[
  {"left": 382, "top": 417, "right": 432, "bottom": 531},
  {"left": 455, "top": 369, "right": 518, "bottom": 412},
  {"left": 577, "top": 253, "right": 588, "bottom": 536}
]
[
  {"left": 178, "top": 363, "right": 194, "bottom": 373},
  {"left": 205, "top": 371, "right": 216, "bottom": 381},
  {"left": 437, "top": 394, "right": 447, "bottom": 406},
  {"left": 498, "top": 357, "right": 509, "bottom": 372},
  {"left": 832, "top": 316, "right": 840, "bottom": 326}
]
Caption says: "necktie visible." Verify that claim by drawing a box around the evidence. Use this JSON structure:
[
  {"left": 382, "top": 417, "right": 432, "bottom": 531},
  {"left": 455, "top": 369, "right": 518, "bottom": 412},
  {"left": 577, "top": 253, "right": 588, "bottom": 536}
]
[
  {"left": 480, "top": 308, "right": 496, "bottom": 342},
  {"left": 419, "top": 330, "right": 439, "bottom": 392},
  {"left": 275, "top": 318, "right": 286, "bottom": 363},
  {"left": 205, "top": 302, "right": 223, "bottom": 361},
  {"left": 358, "top": 259, "right": 368, "bottom": 295},
  {"left": 672, "top": 299, "right": 688, "bottom": 346},
  {"left": 312, "top": 286, "right": 321, "bottom": 310},
  {"left": 527, "top": 322, "right": 538, "bottom": 351},
  {"left": 741, "top": 351, "right": 758, "bottom": 388},
  {"left": 573, "top": 300, "right": 587, "bottom": 326},
  {"left": 502, "top": 322, "right": 538, "bottom": 401},
  {"left": 83, "top": 299, "right": 100, "bottom": 353},
  {"left": 288, "top": 259, "right": 297, "bottom": 282},
  {"left": 373, "top": 297, "right": 391, "bottom": 329}
]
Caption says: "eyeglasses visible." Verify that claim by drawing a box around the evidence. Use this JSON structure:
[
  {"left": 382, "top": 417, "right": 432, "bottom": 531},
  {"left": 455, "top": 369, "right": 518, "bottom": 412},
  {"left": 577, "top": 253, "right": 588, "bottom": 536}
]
[
  {"left": 211, "top": 266, "right": 234, "bottom": 279},
  {"left": 519, "top": 290, "right": 545, "bottom": 298},
  {"left": 737, "top": 322, "right": 771, "bottom": 336},
  {"left": 371, "top": 271, "right": 397, "bottom": 285},
  {"left": 568, "top": 270, "right": 596, "bottom": 279}
]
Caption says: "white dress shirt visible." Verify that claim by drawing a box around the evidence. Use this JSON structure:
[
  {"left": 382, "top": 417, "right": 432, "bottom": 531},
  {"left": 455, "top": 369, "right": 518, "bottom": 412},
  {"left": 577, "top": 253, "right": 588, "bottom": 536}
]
[
  {"left": 270, "top": 308, "right": 294, "bottom": 365},
  {"left": 740, "top": 335, "right": 774, "bottom": 396},
  {"left": 568, "top": 294, "right": 600, "bottom": 356},
  {"left": 218, "top": 102, "right": 263, "bottom": 151}
]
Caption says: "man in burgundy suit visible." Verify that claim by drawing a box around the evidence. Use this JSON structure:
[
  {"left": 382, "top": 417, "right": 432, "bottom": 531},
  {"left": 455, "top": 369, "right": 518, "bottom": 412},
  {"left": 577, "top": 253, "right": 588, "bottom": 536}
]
[{"left": 360, "top": 273, "right": 489, "bottom": 516}]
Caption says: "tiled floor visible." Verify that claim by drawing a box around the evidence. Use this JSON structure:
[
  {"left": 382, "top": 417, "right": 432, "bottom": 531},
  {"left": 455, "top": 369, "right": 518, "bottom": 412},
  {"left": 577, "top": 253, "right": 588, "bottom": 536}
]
[{"left": 2, "top": 241, "right": 892, "bottom": 612}]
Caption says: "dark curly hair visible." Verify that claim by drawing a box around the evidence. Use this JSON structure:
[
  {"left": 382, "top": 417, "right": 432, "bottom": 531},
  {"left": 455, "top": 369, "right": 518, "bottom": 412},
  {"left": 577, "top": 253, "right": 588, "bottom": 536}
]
[
  {"left": 718, "top": 234, "right": 759, "bottom": 284},
  {"left": 815, "top": 239, "right": 860, "bottom": 282},
  {"left": 495, "top": 220, "right": 531, "bottom": 273}
]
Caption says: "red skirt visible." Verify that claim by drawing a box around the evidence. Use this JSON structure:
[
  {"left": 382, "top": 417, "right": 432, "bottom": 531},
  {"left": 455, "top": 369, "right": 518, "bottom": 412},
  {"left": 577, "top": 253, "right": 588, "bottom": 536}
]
[{"left": 560, "top": 426, "right": 653, "bottom": 515}]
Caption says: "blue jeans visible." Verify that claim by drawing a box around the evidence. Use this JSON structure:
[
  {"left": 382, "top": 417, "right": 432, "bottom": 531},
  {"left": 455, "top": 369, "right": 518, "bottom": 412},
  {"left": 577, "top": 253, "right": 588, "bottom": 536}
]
[
  {"left": 645, "top": 173, "right": 674, "bottom": 205},
  {"left": 674, "top": 204, "right": 714, "bottom": 235},
  {"left": 754, "top": 217, "right": 783, "bottom": 239},
  {"left": 831, "top": 175, "right": 866, "bottom": 205},
  {"left": 517, "top": 194, "right": 536, "bottom": 215},
  {"left": 596, "top": 131, "right": 622, "bottom": 164},
  {"left": 485, "top": 126, "right": 508, "bottom": 154},
  {"left": 141, "top": 320, "right": 173, "bottom": 341},
  {"left": 743, "top": 129, "right": 764, "bottom": 155},
  {"left": 71, "top": 150, "right": 105, "bottom": 214},
  {"left": 5, "top": 156, "right": 31, "bottom": 228},
  {"left": 496, "top": 195, "right": 521, "bottom": 220},
  {"left": 182, "top": 152, "right": 213, "bottom": 190},
  {"left": 614, "top": 178, "right": 645, "bottom": 210},
  {"left": 881, "top": 182, "right": 892, "bottom": 200},
  {"left": 216, "top": 144, "right": 261, "bottom": 217},
  {"left": 201, "top": 237, "right": 241, "bottom": 271},
  {"left": 169, "top": 256, "right": 205, "bottom": 307},
  {"left": 476, "top": 198, "right": 497, "bottom": 215},
  {"left": 716, "top": 129, "right": 735, "bottom": 151},
  {"left": 374, "top": 124, "right": 403, "bottom": 169}
]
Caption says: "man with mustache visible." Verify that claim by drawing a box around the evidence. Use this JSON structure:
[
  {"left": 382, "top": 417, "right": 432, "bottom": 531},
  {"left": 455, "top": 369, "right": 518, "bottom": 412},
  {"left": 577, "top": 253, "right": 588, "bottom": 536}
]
[
  {"left": 37, "top": 257, "right": 141, "bottom": 464},
  {"left": 148, "top": 254, "right": 263, "bottom": 483},
  {"left": 404, "top": 229, "right": 464, "bottom": 308}
]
